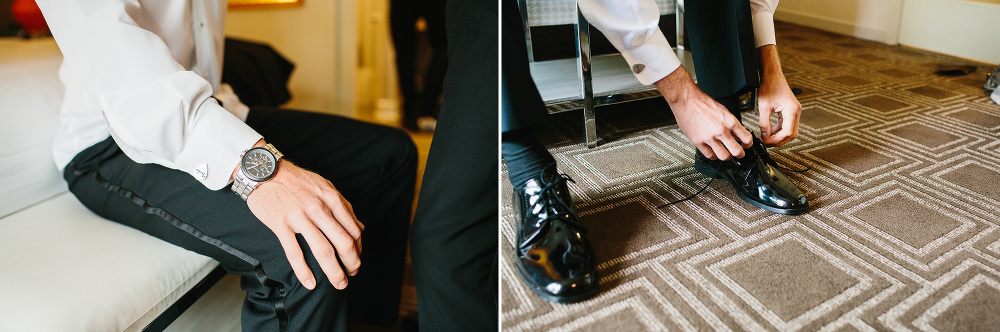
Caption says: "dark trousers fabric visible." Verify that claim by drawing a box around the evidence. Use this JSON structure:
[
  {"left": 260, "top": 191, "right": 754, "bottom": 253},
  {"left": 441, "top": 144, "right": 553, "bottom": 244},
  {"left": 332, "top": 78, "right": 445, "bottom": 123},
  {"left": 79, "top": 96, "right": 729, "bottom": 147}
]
[
  {"left": 391, "top": 0, "right": 448, "bottom": 121},
  {"left": 500, "top": 0, "right": 549, "bottom": 133},
  {"left": 685, "top": 0, "right": 760, "bottom": 103},
  {"left": 501, "top": 128, "right": 557, "bottom": 189},
  {"left": 501, "top": 0, "right": 759, "bottom": 132},
  {"left": 500, "top": 0, "right": 558, "bottom": 189},
  {"left": 64, "top": 107, "right": 417, "bottom": 332},
  {"left": 408, "top": 0, "right": 499, "bottom": 330}
]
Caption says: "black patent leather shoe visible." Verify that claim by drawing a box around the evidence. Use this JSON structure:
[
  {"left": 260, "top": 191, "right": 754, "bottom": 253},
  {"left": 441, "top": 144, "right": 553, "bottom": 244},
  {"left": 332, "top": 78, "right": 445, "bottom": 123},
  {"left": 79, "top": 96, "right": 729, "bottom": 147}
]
[
  {"left": 693, "top": 135, "right": 808, "bottom": 215},
  {"left": 513, "top": 170, "right": 598, "bottom": 303}
]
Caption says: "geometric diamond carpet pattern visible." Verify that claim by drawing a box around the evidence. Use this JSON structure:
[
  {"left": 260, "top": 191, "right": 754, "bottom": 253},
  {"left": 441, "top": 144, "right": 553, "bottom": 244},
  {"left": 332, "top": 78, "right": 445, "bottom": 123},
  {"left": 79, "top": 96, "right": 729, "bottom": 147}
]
[{"left": 501, "top": 22, "right": 1000, "bottom": 331}]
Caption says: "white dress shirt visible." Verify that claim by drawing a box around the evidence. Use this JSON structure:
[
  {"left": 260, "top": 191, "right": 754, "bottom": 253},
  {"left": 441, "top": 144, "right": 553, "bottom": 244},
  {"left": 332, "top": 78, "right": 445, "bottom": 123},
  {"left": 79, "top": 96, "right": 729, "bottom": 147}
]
[
  {"left": 37, "top": 0, "right": 260, "bottom": 190},
  {"left": 578, "top": 0, "right": 779, "bottom": 85}
]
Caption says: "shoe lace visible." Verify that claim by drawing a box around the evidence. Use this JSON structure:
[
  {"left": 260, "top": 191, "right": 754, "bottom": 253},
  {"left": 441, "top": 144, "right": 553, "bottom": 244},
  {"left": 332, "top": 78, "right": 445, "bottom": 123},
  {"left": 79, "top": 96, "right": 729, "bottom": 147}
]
[
  {"left": 518, "top": 165, "right": 586, "bottom": 250},
  {"left": 655, "top": 145, "right": 810, "bottom": 210}
]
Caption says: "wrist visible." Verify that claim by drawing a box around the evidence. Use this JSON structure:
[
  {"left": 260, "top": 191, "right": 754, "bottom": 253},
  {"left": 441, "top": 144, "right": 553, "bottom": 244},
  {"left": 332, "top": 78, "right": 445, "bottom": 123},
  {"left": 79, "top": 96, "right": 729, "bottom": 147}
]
[
  {"left": 758, "top": 45, "right": 785, "bottom": 83},
  {"left": 655, "top": 66, "right": 697, "bottom": 106},
  {"left": 231, "top": 141, "right": 282, "bottom": 201}
]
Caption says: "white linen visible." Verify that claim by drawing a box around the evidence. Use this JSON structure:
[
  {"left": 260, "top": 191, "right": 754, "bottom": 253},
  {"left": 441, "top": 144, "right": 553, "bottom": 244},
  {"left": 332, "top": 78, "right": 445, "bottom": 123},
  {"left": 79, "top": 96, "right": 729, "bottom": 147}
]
[
  {"left": 0, "top": 38, "right": 68, "bottom": 218},
  {"left": 35, "top": 0, "right": 261, "bottom": 190},
  {"left": 577, "top": 0, "right": 779, "bottom": 85},
  {"left": 0, "top": 193, "right": 218, "bottom": 332}
]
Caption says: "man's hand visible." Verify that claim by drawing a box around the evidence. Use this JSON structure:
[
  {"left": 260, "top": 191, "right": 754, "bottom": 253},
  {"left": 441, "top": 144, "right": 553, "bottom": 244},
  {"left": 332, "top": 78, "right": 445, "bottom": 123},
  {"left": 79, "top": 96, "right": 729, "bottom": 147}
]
[
  {"left": 757, "top": 44, "right": 802, "bottom": 147},
  {"left": 235, "top": 141, "right": 364, "bottom": 291},
  {"left": 656, "top": 66, "right": 752, "bottom": 160}
]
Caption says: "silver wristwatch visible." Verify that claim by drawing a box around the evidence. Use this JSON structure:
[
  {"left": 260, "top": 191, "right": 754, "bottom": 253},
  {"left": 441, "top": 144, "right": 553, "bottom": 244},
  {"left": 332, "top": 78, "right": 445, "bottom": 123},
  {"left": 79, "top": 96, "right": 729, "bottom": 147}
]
[{"left": 231, "top": 143, "right": 283, "bottom": 201}]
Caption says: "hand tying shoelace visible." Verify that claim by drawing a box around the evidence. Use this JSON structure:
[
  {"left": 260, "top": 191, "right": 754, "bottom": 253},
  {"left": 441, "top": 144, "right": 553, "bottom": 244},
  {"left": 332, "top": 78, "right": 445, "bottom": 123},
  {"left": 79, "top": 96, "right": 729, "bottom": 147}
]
[{"left": 656, "top": 145, "right": 810, "bottom": 210}]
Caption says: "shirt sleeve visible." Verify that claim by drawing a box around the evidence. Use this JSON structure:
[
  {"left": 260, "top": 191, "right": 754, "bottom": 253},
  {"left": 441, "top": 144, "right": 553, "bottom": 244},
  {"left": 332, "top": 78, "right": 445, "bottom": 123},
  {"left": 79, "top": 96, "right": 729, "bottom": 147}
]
[
  {"left": 750, "top": 0, "right": 779, "bottom": 47},
  {"left": 36, "top": 0, "right": 262, "bottom": 190},
  {"left": 577, "top": 0, "right": 681, "bottom": 85}
]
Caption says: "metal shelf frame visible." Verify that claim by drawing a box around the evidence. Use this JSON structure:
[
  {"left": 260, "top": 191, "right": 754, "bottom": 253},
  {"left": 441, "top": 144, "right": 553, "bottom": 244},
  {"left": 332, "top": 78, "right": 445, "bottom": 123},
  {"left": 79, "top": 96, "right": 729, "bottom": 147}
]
[{"left": 517, "top": 0, "right": 696, "bottom": 148}]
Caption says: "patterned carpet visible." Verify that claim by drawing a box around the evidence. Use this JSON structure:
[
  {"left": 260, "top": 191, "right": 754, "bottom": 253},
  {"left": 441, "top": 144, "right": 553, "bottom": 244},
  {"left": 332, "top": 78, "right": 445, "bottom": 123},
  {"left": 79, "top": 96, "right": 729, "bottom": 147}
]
[{"left": 501, "top": 21, "right": 1000, "bottom": 331}]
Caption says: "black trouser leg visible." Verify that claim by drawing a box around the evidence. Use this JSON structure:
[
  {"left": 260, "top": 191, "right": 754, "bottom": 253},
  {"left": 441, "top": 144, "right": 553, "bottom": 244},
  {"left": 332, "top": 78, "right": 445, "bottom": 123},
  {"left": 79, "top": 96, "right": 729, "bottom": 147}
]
[
  {"left": 64, "top": 107, "right": 416, "bottom": 331},
  {"left": 419, "top": 0, "right": 449, "bottom": 118},
  {"left": 499, "top": 0, "right": 557, "bottom": 189},
  {"left": 500, "top": 0, "right": 549, "bottom": 133},
  {"left": 409, "top": 0, "right": 499, "bottom": 330},
  {"left": 245, "top": 107, "right": 417, "bottom": 326},
  {"left": 686, "top": 0, "right": 759, "bottom": 122},
  {"left": 391, "top": 0, "right": 420, "bottom": 120}
]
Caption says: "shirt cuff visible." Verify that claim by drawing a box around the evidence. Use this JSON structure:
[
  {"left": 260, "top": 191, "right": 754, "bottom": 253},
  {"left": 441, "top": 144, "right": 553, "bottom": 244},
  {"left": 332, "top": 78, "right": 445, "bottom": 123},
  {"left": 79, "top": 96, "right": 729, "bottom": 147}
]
[
  {"left": 215, "top": 83, "right": 250, "bottom": 122},
  {"left": 752, "top": 10, "right": 777, "bottom": 48},
  {"left": 174, "top": 100, "right": 262, "bottom": 190},
  {"left": 620, "top": 28, "right": 681, "bottom": 85}
]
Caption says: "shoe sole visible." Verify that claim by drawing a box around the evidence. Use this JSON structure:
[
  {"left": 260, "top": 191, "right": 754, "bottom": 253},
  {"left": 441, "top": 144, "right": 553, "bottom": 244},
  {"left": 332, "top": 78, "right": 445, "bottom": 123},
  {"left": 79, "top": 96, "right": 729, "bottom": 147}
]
[
  {"left": 694, "top": 158, "right": 809, "bottom": 216},
  {"left": 513, "top": 257, "right": 599, "bottom": 304}
]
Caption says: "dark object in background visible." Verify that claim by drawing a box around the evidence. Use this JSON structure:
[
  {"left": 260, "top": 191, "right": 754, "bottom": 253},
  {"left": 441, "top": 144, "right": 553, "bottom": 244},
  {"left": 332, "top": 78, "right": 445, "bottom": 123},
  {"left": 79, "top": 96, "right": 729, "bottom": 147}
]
[
  {"left": 934, "top": 64, "right": 977, "bottom": 77},
  {"left": 221, "top": 38, "right": 294, "bottom": 108},
  {"left": 390, "top": 0, "right": 447, "bottom": 132},
  {"left": 11, "top": 0, "right": 45, "bottom": 37}
]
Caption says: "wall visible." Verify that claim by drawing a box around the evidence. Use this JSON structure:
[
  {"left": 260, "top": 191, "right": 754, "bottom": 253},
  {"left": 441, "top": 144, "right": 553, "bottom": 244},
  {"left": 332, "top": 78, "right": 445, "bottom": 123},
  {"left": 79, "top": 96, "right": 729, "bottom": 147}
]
[
  {"left": 225, "top": 1, "right": 358, "bottom": 116},
  {"left": 353, "top": 0, "right": 399, "bottom": 117},
  {"left": 898, "top": 0, "right": 1000, "bottom": 64},
  {"left": 774, "top": 0, "right": 904, "bottom": 44}
]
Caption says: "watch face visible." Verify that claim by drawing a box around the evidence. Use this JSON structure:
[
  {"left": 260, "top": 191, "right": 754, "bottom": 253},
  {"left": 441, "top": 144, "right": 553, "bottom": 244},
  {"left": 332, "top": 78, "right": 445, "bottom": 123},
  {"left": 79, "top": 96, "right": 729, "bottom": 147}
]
[{"left": 242, "top": 148, "right": 277, "bottom": 182}]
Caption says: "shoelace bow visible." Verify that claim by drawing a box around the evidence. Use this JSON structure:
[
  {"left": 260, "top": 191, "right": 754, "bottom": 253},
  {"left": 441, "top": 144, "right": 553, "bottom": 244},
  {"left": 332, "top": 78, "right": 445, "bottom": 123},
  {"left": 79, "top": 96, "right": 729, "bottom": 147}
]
[
  {"left": 655, "top": 145, "right": 810, "bottom": 209},
  {"left": 518, "top": 171, "right": 587, "bottom": 250}
]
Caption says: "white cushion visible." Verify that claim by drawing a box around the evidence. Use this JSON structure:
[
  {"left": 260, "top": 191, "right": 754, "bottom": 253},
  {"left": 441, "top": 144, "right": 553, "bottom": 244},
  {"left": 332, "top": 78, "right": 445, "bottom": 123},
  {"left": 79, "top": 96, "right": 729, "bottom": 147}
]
[
  {"left": 0, "top": 37, "right": 221, "bottom": 331},
  {"left": 0, "top": 37, "right": 68, "bottom": 218},
  {"left": 0, "top": 193, "right": 219, "bottom": 331}
]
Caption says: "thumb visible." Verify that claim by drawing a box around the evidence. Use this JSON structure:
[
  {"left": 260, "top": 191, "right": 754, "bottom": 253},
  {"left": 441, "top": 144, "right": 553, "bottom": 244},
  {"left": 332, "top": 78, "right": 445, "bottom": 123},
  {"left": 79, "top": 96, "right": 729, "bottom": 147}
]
[{"left": 759, "top": 104, "right": 772, "bottom": 139}]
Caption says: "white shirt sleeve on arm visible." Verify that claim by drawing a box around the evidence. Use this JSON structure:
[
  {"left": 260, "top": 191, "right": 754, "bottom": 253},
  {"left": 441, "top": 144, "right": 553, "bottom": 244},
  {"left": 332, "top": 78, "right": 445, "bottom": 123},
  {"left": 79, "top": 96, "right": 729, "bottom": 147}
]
[
  {"left": 577, "top": 0, "right": 681, "bottom": 85},
  {"left": 36, "top": 0, "right": 262, "bottom": 190},
  {"left": 750, "top": 0, "right": 779, "bottom": 47}
]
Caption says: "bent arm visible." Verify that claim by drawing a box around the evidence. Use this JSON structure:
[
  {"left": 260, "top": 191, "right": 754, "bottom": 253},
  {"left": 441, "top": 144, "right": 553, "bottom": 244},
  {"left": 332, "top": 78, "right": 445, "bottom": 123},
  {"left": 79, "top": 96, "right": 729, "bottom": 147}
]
[{"left": 36, "top": 0, "right": 261, "bottom": 190}]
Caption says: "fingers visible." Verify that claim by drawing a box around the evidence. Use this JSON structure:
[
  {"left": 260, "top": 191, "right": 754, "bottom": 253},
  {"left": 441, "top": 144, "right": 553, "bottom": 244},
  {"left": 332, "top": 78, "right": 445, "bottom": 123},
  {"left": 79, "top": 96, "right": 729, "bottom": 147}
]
[
  {"left": 776, "top": 109, "right": 800, "bottom": 146},
  {"left": 696, "top": 144, "right": 716, "bottom": 160},
  {"left": 346, "top": 201, "right": 363, "bottom": 232},
  {"left": 758, "top": 106, "right": 773, "bottom": 141},
  {"left": 731, "top": 124, "right": 753, "bottom": 149},
  {"left": 320, "top": 188, "right": 363, "bottom": 256},
  {"left": 771, "top": 116, "right": 784, "bottom": 136},
  {"left": 706, "top": 140, "right": 732, "bottom": 161},
  {"left": 305, "top": 203, "right": 362, "bottom": 278},
  {"left": 719, "top": 134, "right": 746, "bottom": 159},
  {"left": 299, "top": 227, "right": 350, "bottom": 290},
  {"left": 323, "top": 193, "right": 362, "bottom": 243},
  {"left": 763, "top": 111, "right": 799, "bottom": 147},
  {"left": 275, "top": 229, "right": 317, "bottom": 290}
]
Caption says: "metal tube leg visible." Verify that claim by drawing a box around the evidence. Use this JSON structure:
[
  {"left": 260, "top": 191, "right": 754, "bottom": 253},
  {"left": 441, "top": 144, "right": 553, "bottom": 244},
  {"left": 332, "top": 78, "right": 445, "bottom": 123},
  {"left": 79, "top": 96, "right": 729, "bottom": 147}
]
[
  {"left": 576, "top": 7, "right": 596, "bottom": 148},
  {"left": 584, "top": 102, "right": 597, "bottom": 148}
]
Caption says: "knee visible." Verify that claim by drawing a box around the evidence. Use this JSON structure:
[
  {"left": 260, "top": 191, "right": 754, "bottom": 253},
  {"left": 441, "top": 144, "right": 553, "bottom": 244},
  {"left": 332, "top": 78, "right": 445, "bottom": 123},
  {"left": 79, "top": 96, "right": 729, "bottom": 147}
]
[{"left": 379, "top": 127, "right": 418, "bottom": 180}]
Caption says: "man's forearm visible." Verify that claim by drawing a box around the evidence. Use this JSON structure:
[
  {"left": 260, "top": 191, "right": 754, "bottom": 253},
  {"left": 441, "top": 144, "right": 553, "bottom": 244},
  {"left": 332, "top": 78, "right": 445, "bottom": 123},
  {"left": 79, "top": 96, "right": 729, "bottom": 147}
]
[
  {"left": 653, "top": 66, "right": 698, "bottom": 106},
  {"left": 758, "top": 44, "right": 785, "bottom": 85}
]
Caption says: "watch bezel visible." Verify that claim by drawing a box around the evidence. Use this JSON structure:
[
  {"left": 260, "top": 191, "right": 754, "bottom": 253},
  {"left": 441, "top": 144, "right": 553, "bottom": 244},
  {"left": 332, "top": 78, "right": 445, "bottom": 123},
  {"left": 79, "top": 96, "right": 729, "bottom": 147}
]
[{"left": 241, "top": 147, "right": 278, "bottom": 182}]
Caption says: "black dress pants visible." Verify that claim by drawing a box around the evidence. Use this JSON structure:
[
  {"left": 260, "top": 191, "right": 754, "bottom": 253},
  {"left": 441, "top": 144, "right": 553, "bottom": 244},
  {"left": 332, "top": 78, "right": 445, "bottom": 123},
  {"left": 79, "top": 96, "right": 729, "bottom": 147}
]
[
  {"left": 390, "top": 0, "right": 448, "bottom": 121},
  {"left": 63, "top": 107, "right": 417, "bottom": 332},
  {"left": 409, "top": 0, "right": 499, "bottom": 330},
  {"left": 501, "top": 0, "right": 760, "bottom": 132}
]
